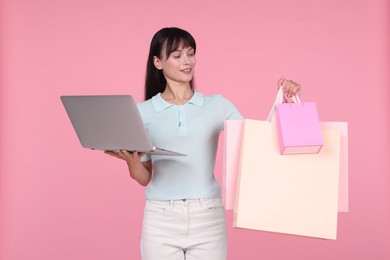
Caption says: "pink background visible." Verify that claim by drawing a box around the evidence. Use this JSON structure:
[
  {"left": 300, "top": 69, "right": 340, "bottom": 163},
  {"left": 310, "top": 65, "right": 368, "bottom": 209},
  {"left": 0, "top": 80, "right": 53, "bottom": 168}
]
[{"left": 1, "top": 0, "right": 389, "bottom": 259}]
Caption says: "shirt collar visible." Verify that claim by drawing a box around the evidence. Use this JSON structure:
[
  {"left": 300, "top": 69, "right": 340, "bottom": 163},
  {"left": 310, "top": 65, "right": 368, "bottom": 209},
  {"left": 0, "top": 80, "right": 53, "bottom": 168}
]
[{"left": 152, "top": 91, "right": 205, "bottom": 112}]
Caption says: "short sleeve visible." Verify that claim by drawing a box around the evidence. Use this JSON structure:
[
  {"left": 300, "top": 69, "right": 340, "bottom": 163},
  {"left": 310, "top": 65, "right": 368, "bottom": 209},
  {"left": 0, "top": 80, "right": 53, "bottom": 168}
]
[
  {"left": 137, "top": 101, "right": 152, "bottom": 162},
  {"left": 219, "top": 95, "right": 244, "bottom": 120}
]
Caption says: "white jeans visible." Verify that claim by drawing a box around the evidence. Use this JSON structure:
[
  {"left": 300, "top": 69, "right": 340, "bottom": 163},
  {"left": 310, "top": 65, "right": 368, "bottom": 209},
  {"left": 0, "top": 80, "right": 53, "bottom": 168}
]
[{"left": 140, "top": 198, "right": 227, "bottom": 260}]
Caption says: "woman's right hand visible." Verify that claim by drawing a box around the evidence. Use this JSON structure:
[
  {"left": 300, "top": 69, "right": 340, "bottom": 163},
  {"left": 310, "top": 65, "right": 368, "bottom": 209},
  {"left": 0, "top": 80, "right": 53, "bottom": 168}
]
[
  {"left": 104, "top": 150, "right": 152, "bottom": 186},
  {"left": 104, "top": 150, "right": 145, "bottom": 165}
]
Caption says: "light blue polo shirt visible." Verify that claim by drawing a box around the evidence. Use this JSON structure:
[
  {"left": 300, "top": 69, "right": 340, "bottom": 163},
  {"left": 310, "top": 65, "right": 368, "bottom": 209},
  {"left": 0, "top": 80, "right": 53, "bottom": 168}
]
[{"left": 137, "top": 91, "right": 243, "bottom": 200}]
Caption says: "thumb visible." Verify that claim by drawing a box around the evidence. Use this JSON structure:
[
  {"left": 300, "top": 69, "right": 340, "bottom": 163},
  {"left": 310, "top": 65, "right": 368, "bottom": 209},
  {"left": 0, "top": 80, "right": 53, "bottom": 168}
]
[{"left": 277, "top": 77, "right": 285, "bottom": 89}]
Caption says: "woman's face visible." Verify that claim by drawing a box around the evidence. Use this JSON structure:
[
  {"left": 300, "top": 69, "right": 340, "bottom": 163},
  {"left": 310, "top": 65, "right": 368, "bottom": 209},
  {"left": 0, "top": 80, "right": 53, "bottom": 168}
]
[{"left": 154, "top": 43, "right": 196, "bottom": 85}]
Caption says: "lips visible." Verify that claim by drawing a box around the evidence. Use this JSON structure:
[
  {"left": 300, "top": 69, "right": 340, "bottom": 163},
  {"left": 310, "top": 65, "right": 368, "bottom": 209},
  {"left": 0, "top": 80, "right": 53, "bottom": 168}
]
[{"left": 181, "top": 68, "right": 192, "bottom": 73}]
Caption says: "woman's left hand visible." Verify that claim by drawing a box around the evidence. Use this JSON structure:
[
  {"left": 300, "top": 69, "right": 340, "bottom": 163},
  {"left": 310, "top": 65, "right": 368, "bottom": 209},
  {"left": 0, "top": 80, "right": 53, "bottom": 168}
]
[{"left": 278, "top": 77, "right": 301, "bottom": 102}]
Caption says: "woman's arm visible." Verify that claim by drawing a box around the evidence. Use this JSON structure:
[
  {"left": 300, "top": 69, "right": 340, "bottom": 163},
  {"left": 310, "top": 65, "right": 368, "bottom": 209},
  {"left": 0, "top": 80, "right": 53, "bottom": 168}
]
[{"left": 104, "top": 150, "right": 152, "bottom": 186}]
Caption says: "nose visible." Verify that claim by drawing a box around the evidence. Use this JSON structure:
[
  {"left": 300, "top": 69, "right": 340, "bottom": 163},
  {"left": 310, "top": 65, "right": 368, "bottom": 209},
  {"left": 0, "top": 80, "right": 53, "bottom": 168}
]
[{"left": 182, "top": 54, "right": 190, "bottom": 65}]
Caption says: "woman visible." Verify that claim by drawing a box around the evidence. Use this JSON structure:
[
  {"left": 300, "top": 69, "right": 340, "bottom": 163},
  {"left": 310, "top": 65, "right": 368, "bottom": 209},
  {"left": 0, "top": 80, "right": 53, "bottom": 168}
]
[{"left": 105, "top": 27, "right": 301, "bottom": 260}]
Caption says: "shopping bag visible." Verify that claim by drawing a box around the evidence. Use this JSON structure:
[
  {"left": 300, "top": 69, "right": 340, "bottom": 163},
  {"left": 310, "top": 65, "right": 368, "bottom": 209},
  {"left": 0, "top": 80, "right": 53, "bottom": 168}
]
[
  {"left": 321, "top": 122, "right": 349, "bottom": 212},
  {"left": 222, "top": 120, "right": 243, "bottom": 210},
  {"left": 275, "top": 89, "right": 323, "bottom": 155},
  {"left": 233, "top": 119, "right": 341, "bottom": 239},
  {"left": 223, "top": 120, "right": 348, "bottom": 212}
]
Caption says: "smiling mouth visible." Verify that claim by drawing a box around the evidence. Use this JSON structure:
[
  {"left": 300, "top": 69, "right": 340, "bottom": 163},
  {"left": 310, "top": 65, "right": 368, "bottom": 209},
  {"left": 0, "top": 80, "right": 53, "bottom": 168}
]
[{"left": 181, "top": 68, "right": 192, "bottom": 73}]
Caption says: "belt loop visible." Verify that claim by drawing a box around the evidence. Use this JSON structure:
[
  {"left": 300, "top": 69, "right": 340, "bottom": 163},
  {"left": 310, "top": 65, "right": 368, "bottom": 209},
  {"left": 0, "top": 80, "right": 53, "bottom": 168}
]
[
  {"left": 169, "top": 200, "right": 174, "bottom": 208},
  {"left": 200, "top": 198, "right": 204, "bottom": 207}
]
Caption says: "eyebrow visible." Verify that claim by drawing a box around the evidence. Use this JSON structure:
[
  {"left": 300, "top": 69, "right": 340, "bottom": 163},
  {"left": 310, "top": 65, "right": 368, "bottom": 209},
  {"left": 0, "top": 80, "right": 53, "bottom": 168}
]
[{"left": 172, "top": 47, "right": 194, "bottom": 52}]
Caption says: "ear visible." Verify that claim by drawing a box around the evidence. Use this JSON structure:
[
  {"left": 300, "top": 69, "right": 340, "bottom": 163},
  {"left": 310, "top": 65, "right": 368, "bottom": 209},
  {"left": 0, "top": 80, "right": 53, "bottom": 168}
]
[{"left": 153, "top": 56, "right": 163, "bottom": 70}]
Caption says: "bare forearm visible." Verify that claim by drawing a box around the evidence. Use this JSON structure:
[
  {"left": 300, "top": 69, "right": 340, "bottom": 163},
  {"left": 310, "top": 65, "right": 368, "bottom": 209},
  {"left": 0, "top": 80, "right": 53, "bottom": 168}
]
[
  {"left": 127, "top": 161, "right": 152, "bottom": 186},
  {"left": 104, "top": 150, "right": 152, "bottom": 186}
]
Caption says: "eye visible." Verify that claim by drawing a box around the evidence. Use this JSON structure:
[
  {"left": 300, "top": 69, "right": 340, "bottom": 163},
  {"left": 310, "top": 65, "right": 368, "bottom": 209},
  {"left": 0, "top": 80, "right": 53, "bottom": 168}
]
[{"left": 170, "top": 52, "right": 181, "bottom": 59}]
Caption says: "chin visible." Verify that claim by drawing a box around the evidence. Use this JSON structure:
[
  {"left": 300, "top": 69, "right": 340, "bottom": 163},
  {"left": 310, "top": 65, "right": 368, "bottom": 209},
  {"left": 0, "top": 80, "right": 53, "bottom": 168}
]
[{"left": 181, "top": 76, "right": 194, "bottom": 83}]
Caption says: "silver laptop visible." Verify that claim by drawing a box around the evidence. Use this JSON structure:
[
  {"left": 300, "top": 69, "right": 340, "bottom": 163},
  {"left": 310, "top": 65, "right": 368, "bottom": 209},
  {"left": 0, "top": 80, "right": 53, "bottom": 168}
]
[{"left": 60, "top": 95, "right": 186, "bottom": 156}]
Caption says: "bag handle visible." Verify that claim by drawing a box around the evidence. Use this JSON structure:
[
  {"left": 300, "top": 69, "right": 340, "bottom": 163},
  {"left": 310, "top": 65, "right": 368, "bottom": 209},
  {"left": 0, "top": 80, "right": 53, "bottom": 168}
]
[
  {"left": 284, "top": 92, "right": 301, "bottom": 104},
  {"left": 266, "top": 88, "right": 301, "bottom": 122},
  {"left": 266, "top": 87, "right": 284, "bottom": 122}
]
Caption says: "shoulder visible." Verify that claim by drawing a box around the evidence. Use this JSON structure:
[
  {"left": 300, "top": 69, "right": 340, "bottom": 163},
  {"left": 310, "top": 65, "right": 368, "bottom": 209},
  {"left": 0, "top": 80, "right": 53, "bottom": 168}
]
[
  {"left": 137, "top": 98, "right": 154, "bottom": 118},
  {"left": 137, "top": 98, "right": 152, "bottom": 110},
  {"left": 204, "top": 93, "right": 236, "bottom": 109},
  {"left": 200, "top": 92, "right": 231, "bottom": 105},
  {"left": 200, "top": 91, "right": 243, "bottom": 120}
]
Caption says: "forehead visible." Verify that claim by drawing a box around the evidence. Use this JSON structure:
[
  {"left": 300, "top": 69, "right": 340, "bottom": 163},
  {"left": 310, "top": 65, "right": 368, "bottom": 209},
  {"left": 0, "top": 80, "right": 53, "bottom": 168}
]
[{"left": 164, "top": 37, "right": 195, "bottom": 54}]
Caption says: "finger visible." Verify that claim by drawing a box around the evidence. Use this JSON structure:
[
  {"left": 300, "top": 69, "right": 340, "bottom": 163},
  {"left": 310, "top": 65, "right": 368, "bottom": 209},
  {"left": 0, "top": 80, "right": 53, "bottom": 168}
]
[
  {"left": 293, "top": 84, "right": 301, "bottom": 96},
  {"left": 104, "top": 151, "right": 114, "bottom": 157},
  {"left": 278, "top": 77, "right": 285, "bottom": 89},
  {"left": 120, "top": 150, "right": 132, "bottom": 156},
  {"left": 119, "top": 150, "right": 137, "bottom": 159},
  {"left": 132, "top": 151, "right": 145, "bottom": 159},
  {"left": 104, "top": 150, "right": 119, "bottom": 156},
  {"left": 122, "top": 150, "right": 144, "bottom": 161},
  {"left": 128, "top": 150, "right": 141, "bottom": 157},
  {"left": 289, "top": 81, "right": 299, "bottom": 97},
  {"left": 285, "top": 81, "right": 292, "bottom": 97},
  {"left": 104, "top": 151, "right": 122, "bottom": 159},
  {"left": 287, "top": 81, "right": 297, "bottom": 96}
]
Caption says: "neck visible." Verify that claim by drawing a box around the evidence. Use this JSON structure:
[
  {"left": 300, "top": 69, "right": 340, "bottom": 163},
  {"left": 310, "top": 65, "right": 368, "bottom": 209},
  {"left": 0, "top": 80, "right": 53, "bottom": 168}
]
[{"left": 162, "top": 82, "right": 194, "bottom": 105}]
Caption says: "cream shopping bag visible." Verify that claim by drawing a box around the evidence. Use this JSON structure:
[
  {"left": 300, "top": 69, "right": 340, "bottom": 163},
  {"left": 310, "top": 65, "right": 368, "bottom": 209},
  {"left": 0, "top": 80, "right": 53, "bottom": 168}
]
[
  {"left": 233, "top": 119, "right": 341, "bottom": 239},
  {"left": 223, "top": 120, "right": 348, "bottom": 212}
]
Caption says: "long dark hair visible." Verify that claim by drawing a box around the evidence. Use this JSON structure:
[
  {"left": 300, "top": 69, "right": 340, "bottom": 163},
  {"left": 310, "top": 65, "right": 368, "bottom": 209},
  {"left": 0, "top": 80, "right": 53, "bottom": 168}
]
[{"left": 144, "top": 27, "right": 197, "bottom": 100}]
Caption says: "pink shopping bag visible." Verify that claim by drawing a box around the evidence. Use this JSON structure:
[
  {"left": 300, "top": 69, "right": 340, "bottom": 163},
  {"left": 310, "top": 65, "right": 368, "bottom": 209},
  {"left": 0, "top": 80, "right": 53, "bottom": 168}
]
[
  {"left": 275, "top": 90, "right": 323, "bottom": 155},
  {"left": 222, "top": 120, "right": 243, "bottom": 210}
]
